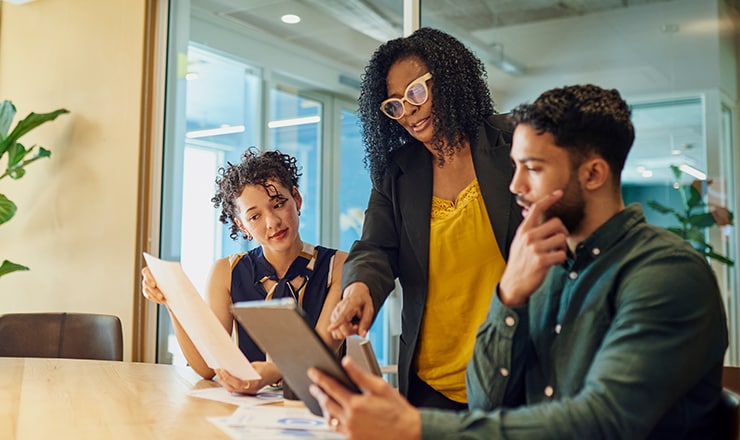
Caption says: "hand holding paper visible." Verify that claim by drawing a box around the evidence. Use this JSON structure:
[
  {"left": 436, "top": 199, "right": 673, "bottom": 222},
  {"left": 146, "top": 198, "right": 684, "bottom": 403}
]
[{"left": 143, "top": 253, "right": 260, "bottom": 381}]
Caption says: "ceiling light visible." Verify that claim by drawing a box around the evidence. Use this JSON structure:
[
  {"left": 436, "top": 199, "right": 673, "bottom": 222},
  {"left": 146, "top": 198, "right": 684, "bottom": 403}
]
[
  {"left": 660, "top": 24, "right": 680, "bottom": 34},
  {"left": 281, "top": 14, "right": 301, "bottom": 24},
  {"left": 678, "top": 164, "right": 707, "bottom": 181},
  {"left": 268, "top": 116, "right": 320, "bottom": 129},
  {"left": 186, "top": 125, "right": 245, "bottom": 139}
]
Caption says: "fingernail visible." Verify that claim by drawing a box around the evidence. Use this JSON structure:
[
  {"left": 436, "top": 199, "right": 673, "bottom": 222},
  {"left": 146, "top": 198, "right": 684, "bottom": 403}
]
[{"left": 307, "top": 368, "right": 317, "bottom": 381}]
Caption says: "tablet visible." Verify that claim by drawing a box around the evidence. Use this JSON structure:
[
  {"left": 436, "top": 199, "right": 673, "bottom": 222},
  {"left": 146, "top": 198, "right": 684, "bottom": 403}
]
[{"left": 231, "top": 298, "right": 360, "bottom": 416}]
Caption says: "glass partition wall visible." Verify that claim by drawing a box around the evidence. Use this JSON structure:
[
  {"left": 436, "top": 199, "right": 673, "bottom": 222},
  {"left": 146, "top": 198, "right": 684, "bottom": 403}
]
[{"left": 155, "top": 0, "right": 740, "bottom": 366}]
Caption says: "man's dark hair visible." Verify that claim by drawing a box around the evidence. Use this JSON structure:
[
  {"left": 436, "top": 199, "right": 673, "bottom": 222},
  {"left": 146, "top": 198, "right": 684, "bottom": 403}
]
[
  {"left": 211, "top": 148, "right": 301, "bottom": 240},
  {"left": 510, "top": 84, "right": 635, "bottom": 185},
  {"left": 358, "top": 27, "right": 495, "bottom": 186}
]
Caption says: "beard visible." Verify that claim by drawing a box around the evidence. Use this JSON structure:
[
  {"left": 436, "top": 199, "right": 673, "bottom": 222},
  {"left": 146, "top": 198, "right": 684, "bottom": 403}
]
[{"left": 544, "top": 175, "right": 586, "bottom": 233}]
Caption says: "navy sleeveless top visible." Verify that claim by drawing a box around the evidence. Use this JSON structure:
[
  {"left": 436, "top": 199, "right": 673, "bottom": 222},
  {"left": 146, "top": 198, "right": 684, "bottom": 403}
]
[{"left": 229, "top": 242, "right": 337, "bottom": 362}]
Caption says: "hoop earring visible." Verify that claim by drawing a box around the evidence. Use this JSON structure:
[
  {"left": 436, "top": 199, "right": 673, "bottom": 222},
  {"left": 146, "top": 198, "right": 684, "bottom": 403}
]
[
  {"left": 246, "top": 233, "right": 253, "bottom": 241},
  {"left": 297, "top": 210, "right": 301, "bottom": 217}
]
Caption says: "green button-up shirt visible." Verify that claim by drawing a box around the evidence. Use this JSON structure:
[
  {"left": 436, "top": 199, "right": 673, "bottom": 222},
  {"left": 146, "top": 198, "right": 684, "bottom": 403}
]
[{"left": 421, "top": 204, "right": 728, "bottom": 439}]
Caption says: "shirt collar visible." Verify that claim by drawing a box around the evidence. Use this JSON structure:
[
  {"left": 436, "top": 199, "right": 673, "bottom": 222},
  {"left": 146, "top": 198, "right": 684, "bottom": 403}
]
[{"left": 571, "top": 203, "right": 645, "bottom": 262}]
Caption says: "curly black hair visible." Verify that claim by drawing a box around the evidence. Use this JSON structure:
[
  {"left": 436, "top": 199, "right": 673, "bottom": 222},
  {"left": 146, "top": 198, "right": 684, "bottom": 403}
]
[
  {"left": 211, "top": 147, "right": 302, "bottom": 240},
  {"left": 358, "top": 27, "right": 495, "bottom": 186},
  {"left": 510, "top": 84, "right": 635, "bottom": 186}
]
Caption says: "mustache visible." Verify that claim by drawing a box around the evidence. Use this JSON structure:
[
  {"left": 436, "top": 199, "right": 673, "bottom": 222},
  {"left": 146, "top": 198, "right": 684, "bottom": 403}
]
[{"left": 516, "top": 195, "right": 532, "bottom": 208}]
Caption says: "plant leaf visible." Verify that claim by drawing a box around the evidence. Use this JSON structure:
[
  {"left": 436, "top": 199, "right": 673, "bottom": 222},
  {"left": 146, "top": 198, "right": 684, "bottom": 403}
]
[
  {"left": 0, "top": 194, "right": 17, "bottom": 225},
  {"left": 686, "top": 185, "right": 703, "bottom": 209},
  {"left": 646, "top": 200, "right": 673, "bottom": 214},
  {"left": 685, "top": 229, "right": 707, "bottom": 243},
  {"left": 6, "top": 141, "right": 26, "bottom": 168},
  {"left": 670, "top": 164, "right": 681, "bottom": 180},
  {"left": 0, "top": 260, "right": 29, "bottom": 277},
  {"left": 2, "top": 145, "right": 52, "bottom": 181},
  {"left": 8, "top": 168, "right": 26, "bottom": 180},
  {"left": 688, "top": 212, "right": 717, "bottom": 228},
  {"left": 0, "top": 107, "right": 69, "bottom": 157},
  {"left": 705, "top": 250, "right": 735, "bottom": 266},
  {"left": 672, "top": 212, "right": 687, "bottom": 224},
  {"left": 0, "top": 100, "right": 16, "bottom": 141}
]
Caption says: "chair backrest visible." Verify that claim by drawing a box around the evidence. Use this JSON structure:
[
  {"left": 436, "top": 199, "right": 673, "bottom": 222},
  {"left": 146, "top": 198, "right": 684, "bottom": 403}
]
[
  {"left": 0, "top": 313, "right": 123, "bottom": 361},
  {"left": 719, "top": 388, "right": 740, "bottom": 440},
  {"left": 726, "top": 366, "right": 740, "bottom": 395}
]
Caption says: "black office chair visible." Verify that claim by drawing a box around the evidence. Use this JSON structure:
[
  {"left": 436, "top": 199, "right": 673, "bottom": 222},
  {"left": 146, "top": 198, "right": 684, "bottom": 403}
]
[
  {"left": 718, "top": 388, "right": 740, "bottom": 440},
  {"left": 0, "top": 312, "right": 123, "bottom": 361}
]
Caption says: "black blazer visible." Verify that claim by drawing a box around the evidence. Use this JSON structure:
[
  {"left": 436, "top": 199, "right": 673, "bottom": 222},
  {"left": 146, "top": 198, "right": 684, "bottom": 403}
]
[{"left": 341, "top": 114, "right": 522, "bottom": 397}]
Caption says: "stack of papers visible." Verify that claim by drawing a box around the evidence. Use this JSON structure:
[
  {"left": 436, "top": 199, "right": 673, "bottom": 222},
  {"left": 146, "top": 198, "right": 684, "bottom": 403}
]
[{"left": 209, "top": 406, "right": 345, "bottom": 439}]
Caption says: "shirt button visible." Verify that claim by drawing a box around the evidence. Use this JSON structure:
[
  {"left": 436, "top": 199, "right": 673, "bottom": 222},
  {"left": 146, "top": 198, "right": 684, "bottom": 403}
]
[
  {"left": 500, "top": 368, "right": 509, "bottom": 377},
  {"left": 569, "top": 271, "right": 578, "bottom": 280},
  {"left": 555, "top": 324, "right": 562, "bottom": 334},
  {"left": 544, "top": 386, "right": 554, "bottom": 397},
  {"left": 505, "top": 316, "right": 516, "bottom": 327},
  {"left": 592, "top": 247, "right": 601, "bottom": 256}
]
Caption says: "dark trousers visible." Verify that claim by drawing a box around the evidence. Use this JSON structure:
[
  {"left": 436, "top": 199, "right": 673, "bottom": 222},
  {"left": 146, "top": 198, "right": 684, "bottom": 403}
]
[{"left": 407, "top": 371, "right": 468, "bottom": 410}]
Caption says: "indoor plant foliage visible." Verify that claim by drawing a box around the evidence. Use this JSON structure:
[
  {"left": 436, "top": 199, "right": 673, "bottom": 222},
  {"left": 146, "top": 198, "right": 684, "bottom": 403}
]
[
  {"left": 647, "top": 165, "right": 735, "bottom": 266},
  {"left": 0, "top": 100, "right": 69, "bottom": 277}
]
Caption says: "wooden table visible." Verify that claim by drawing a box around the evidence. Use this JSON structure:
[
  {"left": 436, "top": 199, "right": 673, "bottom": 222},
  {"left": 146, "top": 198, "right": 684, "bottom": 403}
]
[{"left": 0, "top": 357, "right": 237, "bottom": 439}]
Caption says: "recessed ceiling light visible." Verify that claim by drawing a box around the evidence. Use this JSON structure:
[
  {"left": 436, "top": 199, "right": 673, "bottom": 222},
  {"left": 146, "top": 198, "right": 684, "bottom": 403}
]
[
  {"left": 660, "top": 24, "right": 680, "bottom": 34},
  {"left": 281, "top": 14, "right": 301, "bottom": 25}
]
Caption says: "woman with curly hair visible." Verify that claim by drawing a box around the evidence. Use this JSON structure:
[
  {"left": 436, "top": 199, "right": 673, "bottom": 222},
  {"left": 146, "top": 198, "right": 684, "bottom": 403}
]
[
  {"left": 142, "top": 148, "right": 346, "bottom": 394},
  {"left": 329, "top": 27, "right": 521, "bottom": 410}
]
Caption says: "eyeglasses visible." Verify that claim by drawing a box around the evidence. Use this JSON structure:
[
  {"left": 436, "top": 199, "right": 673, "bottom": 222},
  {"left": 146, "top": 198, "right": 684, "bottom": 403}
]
[{"left": 380, "top": 72, "right": 432, "bottom": 120}]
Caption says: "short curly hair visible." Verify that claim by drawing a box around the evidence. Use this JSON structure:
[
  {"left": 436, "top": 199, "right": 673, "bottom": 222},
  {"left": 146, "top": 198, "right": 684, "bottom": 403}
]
[
  {"left": 211, "top": 148, "right": 302, "bottom": 240},
  {"left": 358, "top": 27, "right": 495, "bottom": 186},
  {"left": 510, "top": 84, "right": 634, "bottom": 186}
]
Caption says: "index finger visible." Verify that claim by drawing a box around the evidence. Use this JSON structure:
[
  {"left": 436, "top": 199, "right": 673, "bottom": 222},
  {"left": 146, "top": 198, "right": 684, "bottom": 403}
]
[{"left": 523, "top": 190, "right": 563, "bottom": 227}]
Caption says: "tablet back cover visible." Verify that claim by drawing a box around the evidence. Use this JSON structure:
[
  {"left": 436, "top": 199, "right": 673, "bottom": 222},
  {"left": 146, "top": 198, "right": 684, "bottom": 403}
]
[{"left": 231, "top": 298, "right": 359, "bottom": 416}]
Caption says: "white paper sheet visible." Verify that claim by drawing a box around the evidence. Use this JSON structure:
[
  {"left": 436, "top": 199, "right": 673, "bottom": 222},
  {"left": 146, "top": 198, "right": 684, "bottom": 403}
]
[
  {"left": 221, "top": 405, "right": 342, "bottom": 433},
  {"left": 143, "top": 253, "right": 260, "bottom": 380},
  {"left": 189, "top": 386, "right": 283, "bottom": 407},
  {"left": 209, "top": 416, "right": 345, "bottom": 439}
]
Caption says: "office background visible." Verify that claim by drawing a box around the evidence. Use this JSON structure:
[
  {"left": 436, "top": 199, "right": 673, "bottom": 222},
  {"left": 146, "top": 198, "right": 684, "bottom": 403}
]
[{"left": 0, "top": 0, "right": 738, "bottom": 365}]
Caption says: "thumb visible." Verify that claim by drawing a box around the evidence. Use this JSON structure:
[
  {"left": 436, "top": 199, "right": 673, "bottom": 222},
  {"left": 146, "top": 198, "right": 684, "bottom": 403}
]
[{"left": 358, "top": 307, "right": 374, "bottom": 338}]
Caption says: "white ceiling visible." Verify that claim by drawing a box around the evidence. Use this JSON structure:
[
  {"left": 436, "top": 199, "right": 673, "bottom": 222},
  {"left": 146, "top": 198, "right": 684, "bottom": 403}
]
[{"left": 188, "top": 0, "right": 739, "bottom": 184}]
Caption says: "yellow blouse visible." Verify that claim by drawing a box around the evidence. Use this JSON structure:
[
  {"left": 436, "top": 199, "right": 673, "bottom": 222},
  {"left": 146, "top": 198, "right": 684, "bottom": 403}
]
[{"left": 416, "top": 179, "right": 506, "bottom": 403}]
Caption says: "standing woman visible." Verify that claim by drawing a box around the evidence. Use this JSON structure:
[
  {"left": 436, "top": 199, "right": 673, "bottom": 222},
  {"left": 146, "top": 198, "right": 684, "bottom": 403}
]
[
  {"left": 143, "top": 148, "right": 346, "bottom": 394},
  {"left": 329, "top": 28, "right": 521, "bottom": 410}
]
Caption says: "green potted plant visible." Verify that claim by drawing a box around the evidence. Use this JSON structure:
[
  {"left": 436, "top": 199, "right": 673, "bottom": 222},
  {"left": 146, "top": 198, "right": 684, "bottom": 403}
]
[
  {"left": 647, "top": 165, "right": 734, "bottom": 266},
  {"left": 0, "top": 100, "right": 69, "bottom": 277}
]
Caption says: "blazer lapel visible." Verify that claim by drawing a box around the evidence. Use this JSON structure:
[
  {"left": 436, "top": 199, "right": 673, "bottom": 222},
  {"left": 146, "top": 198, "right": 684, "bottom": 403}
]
[
  {"left": 397, "top": 142, "right": 433, "bottom": 279},
  {"left": 473, "top": 119, "right": 517, "bottom": 257}
]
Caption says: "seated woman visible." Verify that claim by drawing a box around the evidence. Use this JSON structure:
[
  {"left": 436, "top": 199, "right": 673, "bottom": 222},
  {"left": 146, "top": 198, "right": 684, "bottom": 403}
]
[{"left": 142, "top": 148, "right": 347, "bottom": 394}]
